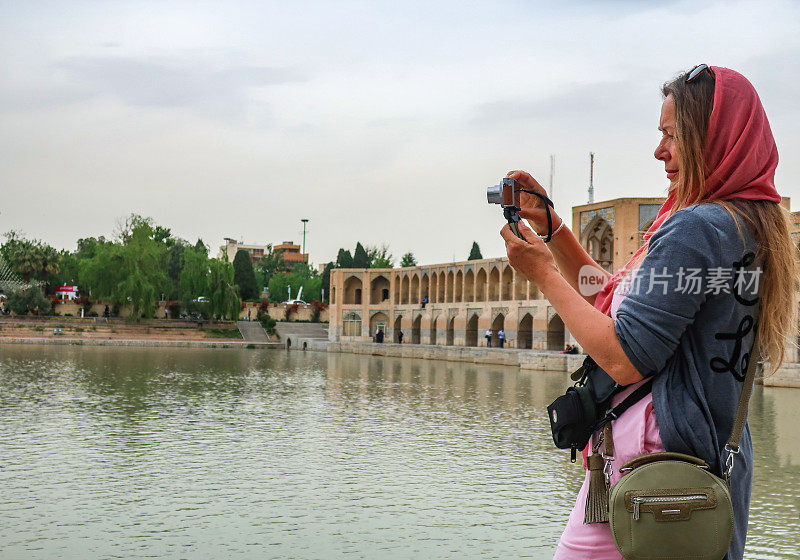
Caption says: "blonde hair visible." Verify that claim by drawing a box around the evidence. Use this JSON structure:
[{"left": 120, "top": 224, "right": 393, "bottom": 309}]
[{"left": 657, "top": 70, "right": 799, "bottom": 376}]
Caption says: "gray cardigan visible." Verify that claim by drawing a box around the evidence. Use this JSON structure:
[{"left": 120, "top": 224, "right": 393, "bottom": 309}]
[{"left": 614, "top": 203, "right": 761, "bottom": 560}]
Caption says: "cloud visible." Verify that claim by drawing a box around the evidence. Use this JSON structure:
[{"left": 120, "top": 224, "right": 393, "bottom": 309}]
[
  {"left": 54, "top": 54, "right": 307, "bottom": 120},
  {"left": 470, "top": 80, "right": 654, "bottom": 128}
]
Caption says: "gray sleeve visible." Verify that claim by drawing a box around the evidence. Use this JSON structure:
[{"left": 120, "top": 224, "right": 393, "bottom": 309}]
[{"left": 614, "top": 208, "right": 721, "bottom": 378}]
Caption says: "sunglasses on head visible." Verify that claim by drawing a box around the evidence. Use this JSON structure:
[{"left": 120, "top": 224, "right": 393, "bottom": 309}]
[{"left": 686, "top": 64, "right": 715, "bottom": 83}]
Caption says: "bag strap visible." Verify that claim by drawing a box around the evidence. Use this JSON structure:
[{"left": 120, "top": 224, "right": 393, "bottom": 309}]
[
  {"left": 724, "top": 335, "right": 761, "bottom": 481},
  {"left": 591, "top": 377, "right": 654, "bottom": 433}
]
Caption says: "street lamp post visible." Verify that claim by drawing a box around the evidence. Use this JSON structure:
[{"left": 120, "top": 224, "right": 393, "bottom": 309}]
[{"left": 301, "top": 219, "right": 309, "bottom": 265}]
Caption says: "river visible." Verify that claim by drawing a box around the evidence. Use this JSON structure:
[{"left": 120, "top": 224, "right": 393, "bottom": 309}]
[{"left": 1, "top": 345, "right": 797, "bottom": 559}]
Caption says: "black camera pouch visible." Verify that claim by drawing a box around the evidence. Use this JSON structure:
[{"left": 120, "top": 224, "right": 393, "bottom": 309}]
[{"left": 547, "top": 355, "right": 620, "bottom": 461}]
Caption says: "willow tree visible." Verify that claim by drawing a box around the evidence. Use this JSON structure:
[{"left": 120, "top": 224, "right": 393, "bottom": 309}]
[
  {"left": 78, "top": 218, "right": 168, "bottom": 318},
  {"left": 207, "top": 258, "right": 241, "bottom": 320}
]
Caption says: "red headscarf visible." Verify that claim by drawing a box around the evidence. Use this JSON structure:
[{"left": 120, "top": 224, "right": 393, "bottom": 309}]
[{"left": 593, "top": 66, "right": 782, "bottom": 315}]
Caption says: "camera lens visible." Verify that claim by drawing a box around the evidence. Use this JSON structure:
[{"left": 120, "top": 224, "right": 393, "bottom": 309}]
[{"left": 487, "top": 184, "right": 502, "bottom": 204}]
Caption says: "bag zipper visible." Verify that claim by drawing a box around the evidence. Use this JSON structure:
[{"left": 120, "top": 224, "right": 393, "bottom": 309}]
[{"left": 632, "top": 494, "right": 708, "bottom": 521}]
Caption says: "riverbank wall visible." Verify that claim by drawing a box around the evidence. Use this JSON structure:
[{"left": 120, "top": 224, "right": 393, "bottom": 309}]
[
  {"left": 0, "top": 336, "right": 280, "bottom": 349},
  {"left": 312, "top": 340, "right": 800, "bottom": 387}
]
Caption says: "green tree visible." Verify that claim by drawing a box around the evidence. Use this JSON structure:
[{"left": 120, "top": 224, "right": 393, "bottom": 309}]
[
  {"left": 352, "top": 242, "right": 370, "bottom": 268},
  {"left": 179, "top": 247, "right": 210, "bottom": 303},
  {"left": 468, "top": 241, "right": 483, "bottom": 260},
  {"left": 1, "top": 231, "right": 61, "bottom": 284},
  {"left": 166, "top": 239, "right": 189, "bottom": 290},
  {"left": 320, "top": 262, "right": 334, "bottom": 302},
  {"left": 207, "top": 258, "right": 241, "bottom": 320},
  {"left": 153, "top": 225, "right": 172, "bottom": 244},
  {"left": 400, "top": 252, "right": 417, "bottom": 267},
  {"left": 367, "top": 244, "right": 394, "bottom": 268},
  {"left": 79, "top": 216, "right": 168, "bottom": 318},
  {"left": 194, "top": 238, "right": 208, "bottom": 257},
  {"left": 336, "top": 248, "right": 353, "bottom": 268},
  {"left": 267, "top": 264, "right": 322, "bottom": 304},
  {"left": 255, "top": 244, "right": 286, "bottom": 297},
  {"left": 233, "top": 249, "right": 258, "bottom": 300},
  {"left": 50, "top": 250, "right": 80, "bottom": 290}
]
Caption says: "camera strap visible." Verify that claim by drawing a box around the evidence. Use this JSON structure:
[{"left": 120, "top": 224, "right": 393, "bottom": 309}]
[{"left": 516, "top": 189, "right": 556, "bottom": 241}]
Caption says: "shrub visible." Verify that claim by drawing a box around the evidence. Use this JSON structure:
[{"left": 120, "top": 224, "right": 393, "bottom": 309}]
[
  {"left": 257, "top": 311, "right": 277, "bottom": 335},
  {"left": 310, "top": 300, "right": 327, "bottom": 323},
  {"left": 6, "top": 287, "right": 51, "bottom": 316}
]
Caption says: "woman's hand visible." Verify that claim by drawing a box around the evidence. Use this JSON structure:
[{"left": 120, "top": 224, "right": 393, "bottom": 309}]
[
  {"left": 500, "top": 220, "right": 558, "bottom": 285},
  {"left": 506, "top": 170, "right": 562, "bottom": 236}
]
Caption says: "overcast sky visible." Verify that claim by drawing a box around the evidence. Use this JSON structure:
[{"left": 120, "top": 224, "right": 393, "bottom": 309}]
[{"left": 2, "top": 0, "right": 799, "bottom": 266}]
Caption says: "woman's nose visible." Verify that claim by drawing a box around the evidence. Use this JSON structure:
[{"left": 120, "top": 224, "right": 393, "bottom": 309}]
[{"left": 654, "top": 141, "right": 668, "bottom": 162}]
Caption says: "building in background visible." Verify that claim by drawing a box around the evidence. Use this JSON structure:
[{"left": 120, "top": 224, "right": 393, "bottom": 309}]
[
  {"left": 329, "top": 256, "right": 556, "bottom": 349},
  {"left": 273, "top": 241, "right": 309, "bottom": 266},
  {"left": 329, "top": 196, "right": 797, "bottom": 355},
  {"left": 54, "top": 285, "right": 79, "bottom": 301},
  {"left": 219, "top": 238, "right": 309, "bottom": 265}
]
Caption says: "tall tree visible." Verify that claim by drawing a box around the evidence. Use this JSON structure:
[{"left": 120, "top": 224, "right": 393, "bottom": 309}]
[
  {"left": 207, "top": 258, "right": 241, "bottom": 320},
  {"left": 468, "top": 241, "right": 483, "bottom": 260},
  {"left": 194, "top": 238, "right": 208, "bottom": 257},
  {"left": 254, "top": 244, "right": 285, "bottom": 296},
  {"left": 233, "top": 249, "right": 258, "bottom": 300},
  {"left": 165, "top": 239, "right": 189, "bottom": 299},
  {"left": 320, "top": 262, "right": 334, "bottom": 302},
  {"left": 352, "top": 242, "right": 370, "bottom": 268},
  {"left": 1, "top": 231, "right": 61, "bottom": 284},
  {"left": 400, "top": 252, "right": 417, "bottom": 267},
  {"left": 336, "top": 248, "right": 353, "bottom": 268},
  {"left": 79, "top": 217, "right": 168, "bottom": 318},
  {"left": 367, "top": 244, "right": 394, "bottom": 268},
  {"left": 179, "top": 247, "right": 210, "bottom": 303}
]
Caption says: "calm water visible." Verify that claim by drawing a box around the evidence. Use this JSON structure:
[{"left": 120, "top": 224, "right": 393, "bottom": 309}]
[{"left": 0, "top": 345, "right": 798, "bottom": 559}]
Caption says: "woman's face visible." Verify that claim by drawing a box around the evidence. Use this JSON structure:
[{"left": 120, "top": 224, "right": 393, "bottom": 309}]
[{"left": 654, "top": 94, "right": 679, "bottom": 187}]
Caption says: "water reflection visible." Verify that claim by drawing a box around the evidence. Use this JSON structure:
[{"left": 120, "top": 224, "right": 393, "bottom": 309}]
[{"left": 0, "top": 345, "right": 797, "bottom": 559}]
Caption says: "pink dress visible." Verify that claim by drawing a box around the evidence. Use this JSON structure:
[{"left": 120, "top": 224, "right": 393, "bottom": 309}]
[{"left": 553, "top": 278, "right": 666, "bottom": 559}]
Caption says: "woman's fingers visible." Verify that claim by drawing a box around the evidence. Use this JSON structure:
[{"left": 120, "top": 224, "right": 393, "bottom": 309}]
[
  {"left": 507, "top": 170, "right": 545, "bottom": 193},
  {"left": 500, "top": 223, "right": 519, "bottom": 244},
  {"left": 515, "top": 220, "right": 540, "bottom": 244}
]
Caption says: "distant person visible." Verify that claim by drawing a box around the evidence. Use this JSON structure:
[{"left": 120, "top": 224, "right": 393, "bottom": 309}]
[
  {"left": 498, "top": 329, "right": 505, "bottom": 348},
  {"left": 376, "top": 327, "right": 384, "bottom": 343},
  {"left": 421, "top": 295, "right": 428, "bottom": 309},
  {"left": 164, "top": 307, "right": 168, "bottom": 320},
  {"left": 248, "top": 308, "right": 251, "bottom": 321},
  {"left": 485, "top": 329, "right": 492, "bottom": 346},
  {"left": 397, "top": 330, "right": 404, "bottom": 344},
  {"left": 103, "top": 305, "right": 110, "bottom": 318}
]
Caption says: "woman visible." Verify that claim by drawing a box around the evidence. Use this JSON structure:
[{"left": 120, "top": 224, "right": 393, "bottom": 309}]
[{"left": 500, "top": 66, "right": 797, "bottom": 560}]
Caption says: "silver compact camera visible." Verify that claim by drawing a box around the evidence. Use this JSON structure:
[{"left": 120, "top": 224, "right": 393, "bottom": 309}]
[
  {"left": 487, "top": 177, "right": 524, "bottom": 239},
  {"left": 486, "top": 177, "right": 519, "bottom": 208}
]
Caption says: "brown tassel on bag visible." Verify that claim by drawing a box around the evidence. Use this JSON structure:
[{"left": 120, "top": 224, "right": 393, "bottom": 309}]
[{"left": 584, "top": 453, "right": 609, "bottom": 523}]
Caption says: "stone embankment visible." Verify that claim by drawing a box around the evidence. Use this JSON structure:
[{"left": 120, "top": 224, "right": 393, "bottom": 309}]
[
  {"left": 0, "top": 317, "right": 280, "bottom": 348},
  {"left": 302, "top": 340, "right": 800, "bottom": 387},
  {"left": 274, "top": 322, "right": 328, "bottom": 349}
]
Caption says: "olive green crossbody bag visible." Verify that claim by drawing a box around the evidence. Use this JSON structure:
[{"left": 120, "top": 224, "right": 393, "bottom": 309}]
[{"left": 604, "top": 339, "right": 759, "bottom": 560}]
